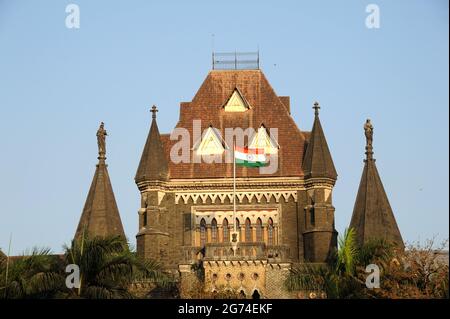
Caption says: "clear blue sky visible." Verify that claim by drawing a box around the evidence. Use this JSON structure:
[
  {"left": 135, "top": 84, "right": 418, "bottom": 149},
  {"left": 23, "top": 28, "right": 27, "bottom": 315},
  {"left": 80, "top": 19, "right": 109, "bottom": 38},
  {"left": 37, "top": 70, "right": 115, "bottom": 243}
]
[{"left": 0, "top": 0, "right": 448, "bottom": 255}]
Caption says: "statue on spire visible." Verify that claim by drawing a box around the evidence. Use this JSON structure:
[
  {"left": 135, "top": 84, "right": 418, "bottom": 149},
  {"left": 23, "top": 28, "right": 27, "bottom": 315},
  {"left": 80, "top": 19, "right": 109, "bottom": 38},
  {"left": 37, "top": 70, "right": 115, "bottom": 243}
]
[
  {"left": 97, "top": 122, "right": 107, "bottom": 157},
  {"left": 364, "top": 119, "right": 373, "bottom": 147}
]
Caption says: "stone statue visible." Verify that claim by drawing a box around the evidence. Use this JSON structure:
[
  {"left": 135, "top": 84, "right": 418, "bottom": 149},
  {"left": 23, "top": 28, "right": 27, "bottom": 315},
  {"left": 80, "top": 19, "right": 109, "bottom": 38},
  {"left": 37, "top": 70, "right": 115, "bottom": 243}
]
[
  {"left": 97, "top": 122, "right": 107, "bottom": 155},
  {"left": 364, "top": 119, "right": 373, "bottom": 147}
]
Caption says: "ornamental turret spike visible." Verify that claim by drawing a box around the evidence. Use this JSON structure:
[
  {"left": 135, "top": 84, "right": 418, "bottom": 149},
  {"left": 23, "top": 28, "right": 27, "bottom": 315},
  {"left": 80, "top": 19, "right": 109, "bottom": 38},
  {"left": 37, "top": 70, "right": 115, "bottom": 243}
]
[
  {"left": 349, "top": 119, "right": 404, "bottom": 248},
  {"left": 74, "top": 122, "right": 125, "bottom": 241}
]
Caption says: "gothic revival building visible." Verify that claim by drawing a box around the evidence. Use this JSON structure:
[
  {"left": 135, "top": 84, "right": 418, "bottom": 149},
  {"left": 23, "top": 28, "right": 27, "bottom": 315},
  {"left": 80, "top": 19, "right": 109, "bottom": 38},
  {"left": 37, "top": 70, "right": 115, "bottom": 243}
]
[
  {"left": 74, "top": 66, "right": 404, "bottom": 299},
  {"left": 134, "top": 69, "right": 338, "bottom": 298}
]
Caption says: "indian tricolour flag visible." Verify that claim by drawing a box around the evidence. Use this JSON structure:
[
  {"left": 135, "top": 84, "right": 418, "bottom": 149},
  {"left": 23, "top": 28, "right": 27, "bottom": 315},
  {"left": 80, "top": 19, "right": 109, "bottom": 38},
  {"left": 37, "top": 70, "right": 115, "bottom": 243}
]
[{"left": 234, "top": 146, "right": 268, "bottom": 167}]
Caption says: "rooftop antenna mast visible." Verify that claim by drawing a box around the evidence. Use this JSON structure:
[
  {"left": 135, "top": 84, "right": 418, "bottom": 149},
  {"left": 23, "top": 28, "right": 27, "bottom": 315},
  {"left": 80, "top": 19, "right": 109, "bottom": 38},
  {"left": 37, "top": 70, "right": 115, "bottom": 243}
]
[
  {"left": 257, "top": 44, "right": 260, "bottom": 69},
  {"left": 212, "top": 50, "right": 260, "bottom": 70},
  {"left": 211, "top": 34, "right": 215, "bottom": 70}
]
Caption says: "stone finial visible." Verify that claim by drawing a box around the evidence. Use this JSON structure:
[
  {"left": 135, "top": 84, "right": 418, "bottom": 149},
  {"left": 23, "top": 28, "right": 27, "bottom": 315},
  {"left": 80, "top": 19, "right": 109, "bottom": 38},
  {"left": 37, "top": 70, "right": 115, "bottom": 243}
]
[
  {"left": 364, "top": 119, "right": 374, "bottom": 160},
  {"left": 151, "top": 105, "right": 158, "bottom": 119},
  {"left": 313, "top": 101, "right": 320, "bottom": 116},
  {"left": 96, "top": 122, "right": 107, "bottom": 160}
]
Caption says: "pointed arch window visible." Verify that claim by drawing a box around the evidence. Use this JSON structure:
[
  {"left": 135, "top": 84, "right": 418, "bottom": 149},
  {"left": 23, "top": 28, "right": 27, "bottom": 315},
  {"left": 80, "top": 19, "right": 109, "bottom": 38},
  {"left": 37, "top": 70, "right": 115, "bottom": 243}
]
[
  {"left": 223, "top": 218, "right": 229, "bottom": 242},
  {"left": 256, "top": 218, "right": 263, "bottom": 242},
  {"left": 211, "top": 218, "right": 218, "bottom": 243},
  {"left": 268, "top": 218, "right": 274, "bottom": 246},
  {"left": 245, "top": 218, "right": 252, "bottom": 242},
  {"left": 143, "top": 212, "right": 148, "bottom": 227},
  {"left": 200, "top": 218, "right": 207, "bottom": 246}
]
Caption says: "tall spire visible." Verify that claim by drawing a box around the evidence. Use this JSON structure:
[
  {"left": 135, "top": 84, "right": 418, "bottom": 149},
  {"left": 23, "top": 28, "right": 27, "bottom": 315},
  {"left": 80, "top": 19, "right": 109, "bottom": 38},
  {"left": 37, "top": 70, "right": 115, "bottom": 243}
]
[
  {"left": 349, "top": 119, "right": 404, "bottom": 248},
  {"left": 74, "top": 122, "right": 125, "bottom": 241},
  {"left": 302, "top": 102, "right": 337, "bottom": 180},
  {"left": 135, "top": 105, "right": 169, "bottom": 183}
]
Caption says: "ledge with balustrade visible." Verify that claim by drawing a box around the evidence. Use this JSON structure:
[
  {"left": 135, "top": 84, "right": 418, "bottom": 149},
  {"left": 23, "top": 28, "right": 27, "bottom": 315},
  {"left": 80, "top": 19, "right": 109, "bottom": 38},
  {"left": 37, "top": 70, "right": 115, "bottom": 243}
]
[{"left": 181, "top": 242, "right": 290, "bottom": 264}]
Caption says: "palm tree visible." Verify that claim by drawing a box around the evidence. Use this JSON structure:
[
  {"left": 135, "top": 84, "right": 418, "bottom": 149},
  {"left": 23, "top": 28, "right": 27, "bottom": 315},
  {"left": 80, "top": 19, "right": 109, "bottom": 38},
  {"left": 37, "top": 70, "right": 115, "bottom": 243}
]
[
  {"left": 0, "top": 247, "right": 65, "bottom": 299},
  {"left": 286, "top": 228, "right": 363, "bottom": 299},
  {"left": 0, "top": 235, "right": 170, "bottom": 299},
  {"left": 336, "top": 228, "right": 358, "bottom": 276},
  {"left": 64, "top": 235, "right": 170, "bottom": 299}
]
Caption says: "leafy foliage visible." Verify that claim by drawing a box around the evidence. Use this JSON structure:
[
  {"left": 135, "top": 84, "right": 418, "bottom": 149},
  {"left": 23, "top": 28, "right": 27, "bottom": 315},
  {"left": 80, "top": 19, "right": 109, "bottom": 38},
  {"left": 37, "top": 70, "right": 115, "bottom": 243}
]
[
  {"left": 0, "top": 235, "right": 170, "bottom": 299},
  {"left": 0, "top": 247, "right": 65, "bottom": 299},
  {"left": 286, "top": 230, "right": 449, "bottom": 299}
]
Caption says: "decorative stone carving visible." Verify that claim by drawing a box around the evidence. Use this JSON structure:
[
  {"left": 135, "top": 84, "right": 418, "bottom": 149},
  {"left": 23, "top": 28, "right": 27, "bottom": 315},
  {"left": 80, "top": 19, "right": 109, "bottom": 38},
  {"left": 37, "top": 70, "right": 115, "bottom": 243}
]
[{"left": 175, "top": 191, "right": 297, "bottom": 205}]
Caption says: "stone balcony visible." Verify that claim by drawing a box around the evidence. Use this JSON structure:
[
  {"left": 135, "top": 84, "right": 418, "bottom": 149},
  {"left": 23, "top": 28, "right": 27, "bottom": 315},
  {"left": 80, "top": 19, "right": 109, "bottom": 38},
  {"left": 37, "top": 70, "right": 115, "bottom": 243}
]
[{"left": 182, "top": 242, "right": 290, "bottom": 264}]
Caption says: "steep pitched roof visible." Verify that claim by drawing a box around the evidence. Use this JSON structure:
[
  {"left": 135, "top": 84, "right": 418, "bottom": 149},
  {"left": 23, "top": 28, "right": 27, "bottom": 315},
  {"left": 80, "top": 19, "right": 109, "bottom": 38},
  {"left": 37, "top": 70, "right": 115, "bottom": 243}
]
[
  {"left": 75, "top": 125, "right": 125, "bottom": 241},
  {"left": 302, "top": 103, "right": 337, "bottom": 180},
  {"left": 158, "top": 69, "right": 309, "bottom": 179},
  {"left": 349, "top": 121, "right": 404, "bottom": 248},
  {"left": 135, "top": 106, "right": 169, "bottom": 182}
]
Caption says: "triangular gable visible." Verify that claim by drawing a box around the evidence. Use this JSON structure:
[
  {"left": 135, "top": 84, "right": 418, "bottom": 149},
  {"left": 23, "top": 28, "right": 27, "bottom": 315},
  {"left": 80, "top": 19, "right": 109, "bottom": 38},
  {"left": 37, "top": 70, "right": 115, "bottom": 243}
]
[
  {"left": 249, "top": 125, "right": 279, "bottom": 154},
  {"left": 194, "top": 126, "right": 228, "bottom": 155},
  {"left": 223, "top": 88, "right": 250, "bottom": 112}
]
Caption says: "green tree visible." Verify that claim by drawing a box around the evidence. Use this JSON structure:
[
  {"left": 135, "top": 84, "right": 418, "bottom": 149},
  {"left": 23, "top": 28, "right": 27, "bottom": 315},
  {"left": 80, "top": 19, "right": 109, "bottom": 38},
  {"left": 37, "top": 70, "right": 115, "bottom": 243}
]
[
  {"left": 64, "top": 235, "right": 170, "bottom": 299},
  {"left": 0, "top": 248, "right": 65, "bottom": 299},
  {"left": 0, "top": 235, "right": 170, "bottom": 299},
  {"left": 286, "top": 228, "right": 365, "bottom": 299}
]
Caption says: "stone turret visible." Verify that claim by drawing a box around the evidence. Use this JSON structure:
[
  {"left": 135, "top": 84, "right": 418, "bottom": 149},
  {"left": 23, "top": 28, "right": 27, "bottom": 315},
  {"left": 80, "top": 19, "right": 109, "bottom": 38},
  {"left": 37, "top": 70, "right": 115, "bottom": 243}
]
[
  {"left": 349, "top": 119, "right": 404, "bottom": 248},
  {"left": 135, "top": 106, "right": 171, "bottom": 266},
  {"left": 301, "top": 102, "right": 338, "bottom": 262},
  {"left": 74, "top": 122, "right": 125, "bottom": 241}
]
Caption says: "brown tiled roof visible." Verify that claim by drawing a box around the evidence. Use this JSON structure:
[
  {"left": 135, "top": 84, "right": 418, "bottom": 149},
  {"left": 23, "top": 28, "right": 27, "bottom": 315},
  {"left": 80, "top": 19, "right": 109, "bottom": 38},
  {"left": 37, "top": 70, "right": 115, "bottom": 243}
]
[
  {"left": 302, "top": 111, "right": 337, "bottom": 180},
  {"left": 75, "top": 157, "right": 125, "bottom": 241},
  {"left": 302, "top": 131, "right": 311, "bottom": 142},
  {"left": 135, "top": 114, "right": 169, "bottom": 182},
  {"left": 153, "top": 70, "right": 309, "bottom": 179},
  {"left": 350, "top": 145, "right": 404, "bottom": 248}
]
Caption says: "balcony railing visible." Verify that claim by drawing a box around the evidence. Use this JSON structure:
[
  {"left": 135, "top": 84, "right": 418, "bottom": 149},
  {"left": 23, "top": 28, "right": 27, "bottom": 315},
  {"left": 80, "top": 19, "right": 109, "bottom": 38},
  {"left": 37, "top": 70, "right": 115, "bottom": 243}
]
[{"left": 181, "top": 242, "right": 290, "bottom": 263}]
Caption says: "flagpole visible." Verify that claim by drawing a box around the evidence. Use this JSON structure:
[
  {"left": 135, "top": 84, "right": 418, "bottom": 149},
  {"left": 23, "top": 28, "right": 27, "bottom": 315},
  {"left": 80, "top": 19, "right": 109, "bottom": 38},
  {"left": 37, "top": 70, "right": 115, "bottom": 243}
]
[{"left": 233, "top": 141, "right": 236, "bottom": 233}]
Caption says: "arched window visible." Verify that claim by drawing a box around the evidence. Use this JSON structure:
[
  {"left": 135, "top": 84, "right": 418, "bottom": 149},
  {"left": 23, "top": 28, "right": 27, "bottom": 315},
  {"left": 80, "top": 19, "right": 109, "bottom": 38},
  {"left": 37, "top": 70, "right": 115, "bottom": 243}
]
[
  {"left": 200, "top": 218, "right": 206, "bottom": 246},
  {"left": 223, "top": 218, "right": 229, "bottom": 242},
  {"left": 268, "top": 218, "right": 274, "bottom": 245},
  {"left": 245, "top": 218, "right": 252, "bottom": 242},
  {"left": 310, "top": 207, "right": 315, "bottom": 226},
  {"left": 211, "top": 218, "right": 218, "bottom": 243},
  {"left": 256, "top": 218, "right": 262, "bottom": 242}
]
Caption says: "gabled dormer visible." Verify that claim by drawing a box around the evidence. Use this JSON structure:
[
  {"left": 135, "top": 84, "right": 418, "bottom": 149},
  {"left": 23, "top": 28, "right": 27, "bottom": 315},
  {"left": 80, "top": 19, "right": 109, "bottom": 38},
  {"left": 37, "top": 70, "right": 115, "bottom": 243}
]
[
  {"left": 248, "top": 124, "right": 279, "bottom": 154},
  {"left": 193, "top": 125, "right": 229, "bottom": 155},
  {"left": 223, "top": 88, "right": 251, "bottom": 112}
]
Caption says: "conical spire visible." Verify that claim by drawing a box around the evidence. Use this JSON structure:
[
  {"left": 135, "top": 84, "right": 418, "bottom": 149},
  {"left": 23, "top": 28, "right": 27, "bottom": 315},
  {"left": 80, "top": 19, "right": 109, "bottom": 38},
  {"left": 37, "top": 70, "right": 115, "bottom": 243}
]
[
  {"left": 74, "top": 122, "right": 125, "bottom": 241},
  {"left": 135, "top": 105, "right": 169, "bottom": 182},
  {"left": 302, "top": 102, "right": 337, "bottom": 179},
  {"left": 349, "top": 119, "right": 404, "bottom": 248}
]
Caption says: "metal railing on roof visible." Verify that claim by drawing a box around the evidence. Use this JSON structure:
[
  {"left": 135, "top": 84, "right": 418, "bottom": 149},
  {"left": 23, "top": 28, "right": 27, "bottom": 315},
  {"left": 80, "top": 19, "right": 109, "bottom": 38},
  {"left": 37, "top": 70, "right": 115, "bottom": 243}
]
[{"left": 212, "top": 51, "right": 259, "bottom": 70}]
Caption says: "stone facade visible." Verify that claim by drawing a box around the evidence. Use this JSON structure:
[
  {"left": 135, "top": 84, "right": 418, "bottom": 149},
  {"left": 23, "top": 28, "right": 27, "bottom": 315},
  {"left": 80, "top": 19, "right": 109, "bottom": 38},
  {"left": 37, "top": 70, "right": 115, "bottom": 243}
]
[{"left": 134, "top": 69, "right": 338, "bottom": 298}]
